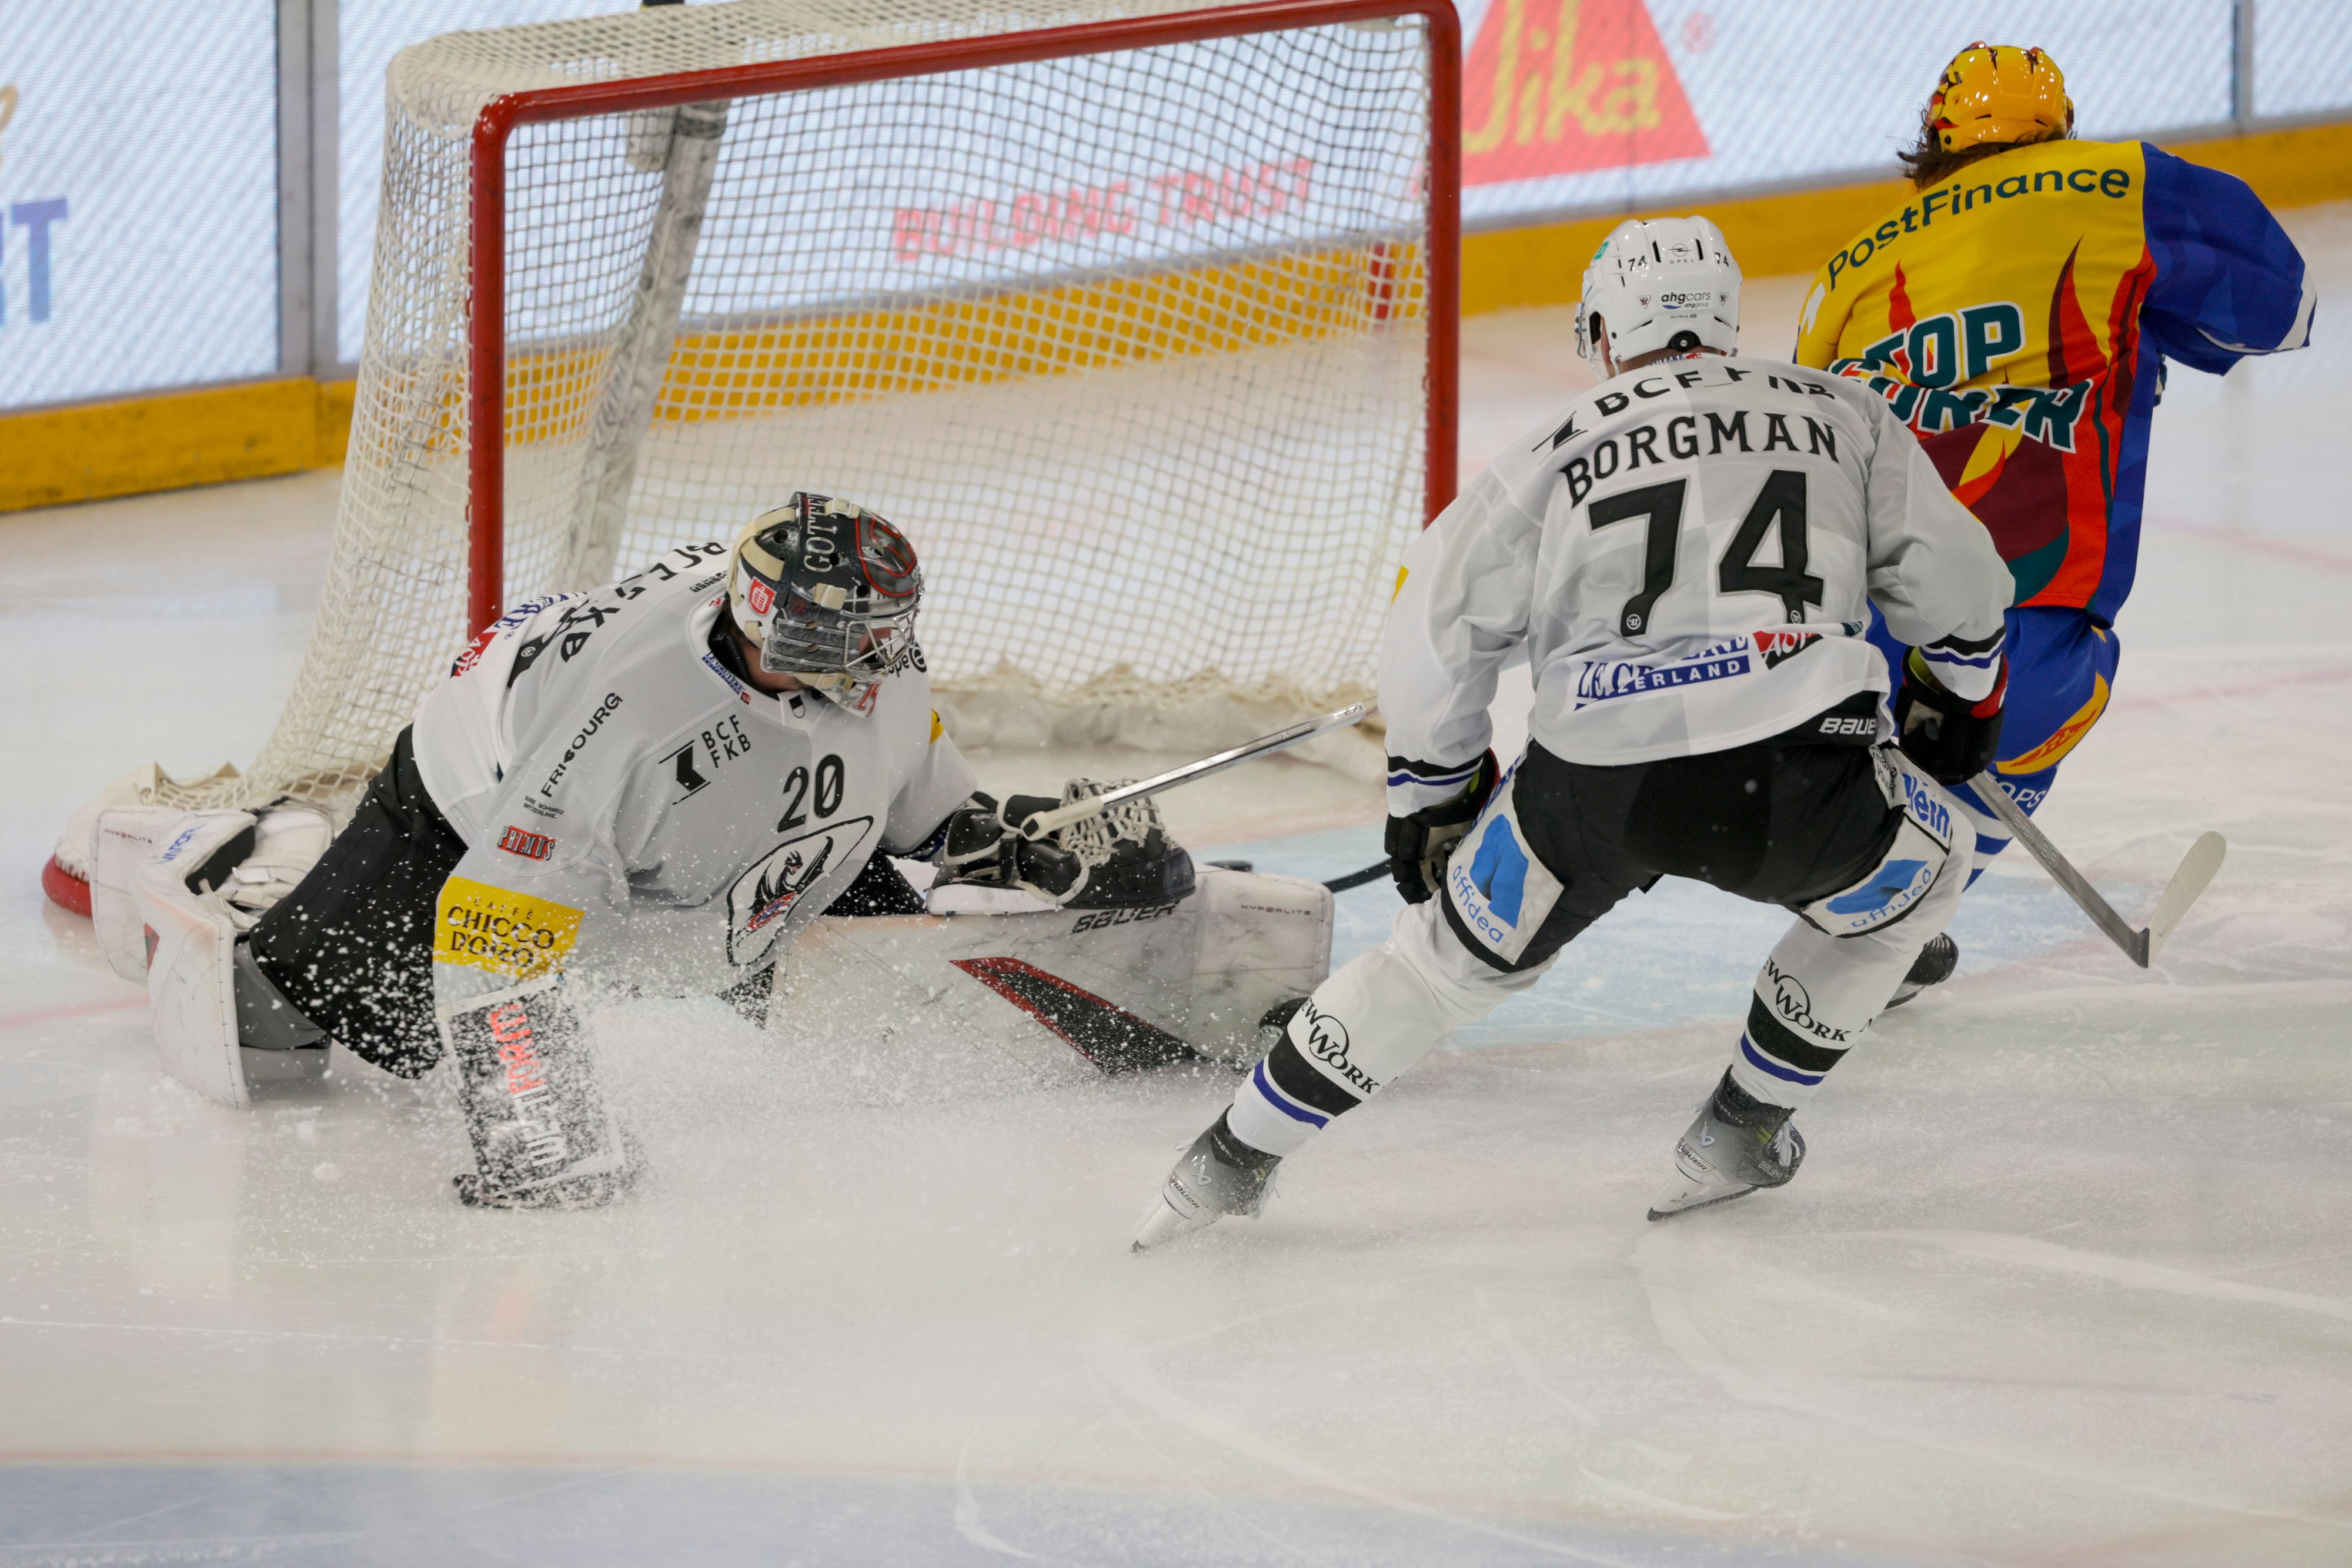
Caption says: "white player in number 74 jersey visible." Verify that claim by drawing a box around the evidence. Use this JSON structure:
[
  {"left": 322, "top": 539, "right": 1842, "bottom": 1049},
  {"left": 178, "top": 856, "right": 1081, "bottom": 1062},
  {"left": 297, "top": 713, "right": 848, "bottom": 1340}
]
[{"left": 1137, "top": 215, "right": 2016, "bottom": 1246}]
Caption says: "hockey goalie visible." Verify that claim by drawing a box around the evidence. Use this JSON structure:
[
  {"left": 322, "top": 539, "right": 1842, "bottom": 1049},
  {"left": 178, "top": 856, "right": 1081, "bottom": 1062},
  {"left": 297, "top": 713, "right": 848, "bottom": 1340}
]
[{"left": 83, "top": 493, "right": 1331, "bottom": 1207}]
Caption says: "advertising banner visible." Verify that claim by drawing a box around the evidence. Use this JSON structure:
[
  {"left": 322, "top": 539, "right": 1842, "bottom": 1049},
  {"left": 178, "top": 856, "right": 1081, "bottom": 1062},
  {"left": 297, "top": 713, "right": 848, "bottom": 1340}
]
[
  {"left": 0, "top": 2, "right": 279, "bottom": 410},
  {"left": 1453, "top": 0, "right": 2239, "bottom": 227},
  {"left": 3, "top": 0, "right": 2345, "bottom": 414}
]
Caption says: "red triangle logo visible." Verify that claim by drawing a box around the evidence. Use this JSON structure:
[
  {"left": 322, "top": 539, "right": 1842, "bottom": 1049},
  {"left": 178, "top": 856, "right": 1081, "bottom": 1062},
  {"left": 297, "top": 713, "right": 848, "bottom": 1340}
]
[{"left": 1462, "top": 0, "right": 1710, "bottom": 186}]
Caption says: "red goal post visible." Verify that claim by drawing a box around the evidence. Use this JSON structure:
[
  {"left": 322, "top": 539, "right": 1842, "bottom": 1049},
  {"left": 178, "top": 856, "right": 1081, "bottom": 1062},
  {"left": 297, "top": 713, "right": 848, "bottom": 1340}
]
[
  {"left": 463, "top": 0, "right": 1461, "bottom": 637},
  {"left": 39, "top": 0, "right": 1461, "bottom": 868}
]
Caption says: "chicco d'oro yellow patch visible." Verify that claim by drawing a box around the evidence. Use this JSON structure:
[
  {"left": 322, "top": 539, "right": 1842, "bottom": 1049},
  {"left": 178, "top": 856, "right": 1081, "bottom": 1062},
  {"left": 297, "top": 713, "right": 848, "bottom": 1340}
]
[{"left": 435, "top": 876, "right": 582, "bottom": 979}]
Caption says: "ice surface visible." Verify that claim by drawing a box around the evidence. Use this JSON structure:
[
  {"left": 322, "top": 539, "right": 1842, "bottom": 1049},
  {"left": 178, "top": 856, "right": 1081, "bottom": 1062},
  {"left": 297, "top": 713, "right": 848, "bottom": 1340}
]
[{"left": 1, "top": 206, "right": 2347, "bottom": 1566}]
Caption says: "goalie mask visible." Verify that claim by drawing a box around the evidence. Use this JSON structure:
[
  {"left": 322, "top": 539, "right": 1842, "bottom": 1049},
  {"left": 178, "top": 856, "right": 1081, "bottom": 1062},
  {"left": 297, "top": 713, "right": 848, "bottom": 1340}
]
[
  {"left": 1576, "top": 215, "right": 1741, "bottom": 368},
  {"left": 728, "top": 493, "right": 921, "bottom": 712}
]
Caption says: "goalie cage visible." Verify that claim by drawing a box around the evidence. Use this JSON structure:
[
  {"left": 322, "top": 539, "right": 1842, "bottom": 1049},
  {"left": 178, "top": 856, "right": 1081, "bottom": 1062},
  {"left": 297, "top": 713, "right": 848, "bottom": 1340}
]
[{"left": 46, "top": 0, "right": 1459, "bottom": 908}]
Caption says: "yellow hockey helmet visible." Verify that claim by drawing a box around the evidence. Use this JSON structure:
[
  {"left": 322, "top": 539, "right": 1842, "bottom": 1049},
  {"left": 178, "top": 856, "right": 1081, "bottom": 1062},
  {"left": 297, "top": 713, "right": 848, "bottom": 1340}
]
[{"left": 1929, "top": 42, "right": 2073, "bottom": 153}]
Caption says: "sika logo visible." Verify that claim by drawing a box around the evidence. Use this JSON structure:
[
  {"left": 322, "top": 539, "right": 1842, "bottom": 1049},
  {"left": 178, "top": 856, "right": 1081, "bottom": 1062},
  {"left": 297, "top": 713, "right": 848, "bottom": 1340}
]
[
  {"left": 1461, "top": 0, "right": 1708, "bottom": 187},
  {"left": 497, "top": 825, "right": 554, "bottom": 861}
]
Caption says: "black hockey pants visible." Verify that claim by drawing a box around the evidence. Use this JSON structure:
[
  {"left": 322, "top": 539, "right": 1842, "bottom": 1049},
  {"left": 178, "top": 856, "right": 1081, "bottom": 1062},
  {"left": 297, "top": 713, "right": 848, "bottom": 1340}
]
[
  {"left": 1440, "top": 734, "right": 1903, "bottom": 975},
  {"left": 245, "top": 727, "right": 467, "bottom": 1078}
]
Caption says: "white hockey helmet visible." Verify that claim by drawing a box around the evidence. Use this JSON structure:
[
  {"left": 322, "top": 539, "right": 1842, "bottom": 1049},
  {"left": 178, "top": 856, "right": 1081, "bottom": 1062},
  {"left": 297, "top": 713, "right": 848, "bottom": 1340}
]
[
  {"left": 727, "top": 492, "right": 922, "bottom": 712},
  {"left": 1575, "top": 216, "right": 1741, "bottom": 367}
]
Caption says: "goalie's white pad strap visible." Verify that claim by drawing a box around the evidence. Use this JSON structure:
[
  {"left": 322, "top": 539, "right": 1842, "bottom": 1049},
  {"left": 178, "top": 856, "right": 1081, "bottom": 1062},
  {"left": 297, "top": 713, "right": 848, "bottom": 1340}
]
[
  {"left": 924, "top": 884, "right": 1059, "bottom": 917},
  {"left": 219, "top": 805, "right": 334, "bottom": 928},
  {"left": 132, "top": 813, "right": 262, "bottom": 1109},
  {"left": 91, "top": 807, "right": 245, "bottom": 984}
]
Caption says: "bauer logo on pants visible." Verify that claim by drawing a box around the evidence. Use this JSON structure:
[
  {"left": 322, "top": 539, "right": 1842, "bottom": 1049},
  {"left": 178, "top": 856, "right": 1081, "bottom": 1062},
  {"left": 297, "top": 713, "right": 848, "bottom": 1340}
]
[
  {"left": 436, "top": 877, "right": 583, "bottom": 979},
  {"left": 1444, "top": 781, "right": 1564, "bottom": 966}
]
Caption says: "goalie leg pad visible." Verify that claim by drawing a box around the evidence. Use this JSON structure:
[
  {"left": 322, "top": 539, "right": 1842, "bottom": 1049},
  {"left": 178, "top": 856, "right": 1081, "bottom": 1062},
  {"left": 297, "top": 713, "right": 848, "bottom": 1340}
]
[
  {"left": 442, "top": 979, "right": 638, "bottom": 1209},
  {"left": 131, "top": 813, "right": 268, "bottom": 1109},
  {"left": 92, "top": 808, "right": 252, "bottom": 984}
]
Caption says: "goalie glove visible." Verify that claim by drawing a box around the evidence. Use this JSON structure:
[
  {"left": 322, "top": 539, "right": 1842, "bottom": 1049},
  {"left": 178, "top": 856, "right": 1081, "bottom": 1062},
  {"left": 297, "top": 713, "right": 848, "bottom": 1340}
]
[
  {"left": 1895, "top": 648, "right": 2007, "bottom": 785},
  {"left": 931, "top": 784, "right": 1195, "bottom": 909},
  {"left": 1385, "top": 750, "right": 1500, "bottom": 904}
]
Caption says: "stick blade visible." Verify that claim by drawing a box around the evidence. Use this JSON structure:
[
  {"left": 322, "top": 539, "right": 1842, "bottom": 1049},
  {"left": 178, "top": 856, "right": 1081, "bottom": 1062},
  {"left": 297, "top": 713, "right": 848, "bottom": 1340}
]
[{"left": 2144, "top": 832, "right": 2227, "bottom": 961}]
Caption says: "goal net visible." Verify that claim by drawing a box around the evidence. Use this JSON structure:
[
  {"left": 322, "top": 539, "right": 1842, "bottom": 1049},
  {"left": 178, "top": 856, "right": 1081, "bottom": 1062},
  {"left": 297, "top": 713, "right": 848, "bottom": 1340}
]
[{"left": 186, "top": 0, "right": 1453, "bottom": 816}]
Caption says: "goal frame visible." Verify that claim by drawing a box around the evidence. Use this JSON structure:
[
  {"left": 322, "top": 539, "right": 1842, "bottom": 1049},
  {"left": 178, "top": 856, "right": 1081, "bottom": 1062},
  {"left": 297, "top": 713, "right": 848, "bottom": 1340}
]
[{"left": 463, "top": 0, "right": 1462, "bottom": 635}]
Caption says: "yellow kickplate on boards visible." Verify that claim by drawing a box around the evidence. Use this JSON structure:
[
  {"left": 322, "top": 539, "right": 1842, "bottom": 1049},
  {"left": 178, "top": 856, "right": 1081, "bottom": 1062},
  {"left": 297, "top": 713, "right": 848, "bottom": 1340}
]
[{"left": 435, "top": 876, "right": 582, "bottom": 979}]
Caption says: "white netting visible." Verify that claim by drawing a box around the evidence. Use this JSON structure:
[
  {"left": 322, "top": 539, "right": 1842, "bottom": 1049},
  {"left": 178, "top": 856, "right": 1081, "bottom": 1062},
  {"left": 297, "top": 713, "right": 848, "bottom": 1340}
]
[
  {"left": 183, "top": 0, "right": 1436, "bottom": 814},
  {"left": 1054, "top": 777, "right": 1159, "bottom": 870}
]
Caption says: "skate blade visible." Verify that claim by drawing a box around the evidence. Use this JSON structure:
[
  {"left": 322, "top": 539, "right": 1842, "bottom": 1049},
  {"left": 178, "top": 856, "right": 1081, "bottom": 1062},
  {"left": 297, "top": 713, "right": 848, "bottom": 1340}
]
[
  {"left": 1646, "top": 1182, "right": 1758, "bottom": 1222},
  {"left": 1132, "top": 1195, "right": 1212, "bottom": 1251}
]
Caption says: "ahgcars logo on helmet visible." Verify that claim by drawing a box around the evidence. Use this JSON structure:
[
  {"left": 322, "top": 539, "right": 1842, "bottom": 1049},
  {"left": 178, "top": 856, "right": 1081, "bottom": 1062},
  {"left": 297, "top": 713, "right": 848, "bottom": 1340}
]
[{"left": 747, "top": 579, "right": 775, "bottom": 616}]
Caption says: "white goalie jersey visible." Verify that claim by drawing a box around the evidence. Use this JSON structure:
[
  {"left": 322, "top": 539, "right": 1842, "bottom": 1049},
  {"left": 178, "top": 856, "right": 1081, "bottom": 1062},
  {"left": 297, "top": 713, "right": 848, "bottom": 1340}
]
[
  {"left": 1382, "top": 353, "right": 2012, "bottom": 806},
  {"left": 410, "top": 543, "right": 978, "bottom": 999}
]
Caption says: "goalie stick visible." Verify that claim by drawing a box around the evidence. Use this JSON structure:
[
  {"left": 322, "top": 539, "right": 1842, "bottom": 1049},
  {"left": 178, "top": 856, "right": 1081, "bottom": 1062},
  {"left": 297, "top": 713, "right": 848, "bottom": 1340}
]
[
  {"left": 1016, "top": 701, "right": 1377, "bottom": 842},
  {"left": 1971, "top": 771, "right": 2227, "bottom": 968}
]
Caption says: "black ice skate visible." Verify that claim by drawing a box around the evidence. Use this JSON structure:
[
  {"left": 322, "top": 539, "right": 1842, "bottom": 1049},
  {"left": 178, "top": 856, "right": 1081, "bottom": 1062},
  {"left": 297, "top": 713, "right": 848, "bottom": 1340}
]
[
  {"left": 1883, "top": 932, "right": 1959, "bottom": 1010},
  {"left": 1649, "top": 1072, "right": 1806, "bottom": 1221},
  {"left": 1133, "top": 1112, "right": 1281, "bottom": 1249}
]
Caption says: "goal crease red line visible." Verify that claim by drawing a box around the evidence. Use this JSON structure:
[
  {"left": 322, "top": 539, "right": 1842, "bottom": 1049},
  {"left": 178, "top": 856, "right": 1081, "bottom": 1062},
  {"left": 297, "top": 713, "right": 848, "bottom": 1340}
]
[{"left": 466, "top": 0, "right": 1461, "bottom": 634}]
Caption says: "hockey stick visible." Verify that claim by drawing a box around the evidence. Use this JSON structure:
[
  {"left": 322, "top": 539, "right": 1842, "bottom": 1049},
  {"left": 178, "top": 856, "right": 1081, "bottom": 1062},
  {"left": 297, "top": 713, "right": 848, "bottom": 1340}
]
[
  {"left": 1016, "top": 701, "right": 1378, "bottom": 841},
  {"left": 1323, "top": 860, "right": 1392, "bottom": 892},
  {"left": 1970, "top": 771, "right": 2227, "bottom": 968}
]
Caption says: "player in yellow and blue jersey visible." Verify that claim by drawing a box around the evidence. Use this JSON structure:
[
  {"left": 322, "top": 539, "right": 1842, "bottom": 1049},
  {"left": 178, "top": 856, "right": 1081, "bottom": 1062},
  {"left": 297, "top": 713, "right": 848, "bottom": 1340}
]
[{"left": 1795, "top": 42, "right": 2315, "bottom": 998}]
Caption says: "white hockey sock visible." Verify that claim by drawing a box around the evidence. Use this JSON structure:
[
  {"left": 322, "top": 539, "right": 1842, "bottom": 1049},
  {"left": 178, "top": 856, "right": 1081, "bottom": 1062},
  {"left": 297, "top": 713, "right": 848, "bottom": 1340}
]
[
  {"left": 1732, "top": 831, "right": 1975, "bottom": 1110},
  {"left": 1227, "top": 901, "right": 1544, "bottom": 1156}
]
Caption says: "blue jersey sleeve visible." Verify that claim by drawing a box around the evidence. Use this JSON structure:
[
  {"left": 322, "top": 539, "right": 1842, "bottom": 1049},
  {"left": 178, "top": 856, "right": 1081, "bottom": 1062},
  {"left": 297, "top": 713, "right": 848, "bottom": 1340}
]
[{"left": 2140, "top": 145, "right": 2315, "bottom": 376}]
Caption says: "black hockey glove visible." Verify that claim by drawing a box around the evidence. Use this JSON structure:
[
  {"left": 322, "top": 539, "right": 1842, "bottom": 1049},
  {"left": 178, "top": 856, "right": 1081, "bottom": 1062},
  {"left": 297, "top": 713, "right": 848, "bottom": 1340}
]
[
  {"left": 929, "top": 790, "right": 1194, "bottom": 910},
  {"left": 1385, "top": 750, "right": 1501, "bottom": 904},
  {"left": 1895, "top": 648, "right": 2007, "bottom": 785}
]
